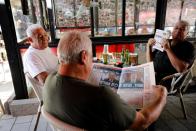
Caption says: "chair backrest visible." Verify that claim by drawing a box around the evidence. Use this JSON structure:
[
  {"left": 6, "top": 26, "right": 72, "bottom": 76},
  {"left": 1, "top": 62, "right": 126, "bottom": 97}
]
[
  {"left": 25, "top": 73, "right": 43, "bottom": 101},
  {"left": 181, "top": 59, "right": 196, "bottom": 92},
  {"left": 190, "top": 59, "right": 196, "bottom": 78},
  {"left": 41, "top": 107, "right": 85, "bottom": 131}
]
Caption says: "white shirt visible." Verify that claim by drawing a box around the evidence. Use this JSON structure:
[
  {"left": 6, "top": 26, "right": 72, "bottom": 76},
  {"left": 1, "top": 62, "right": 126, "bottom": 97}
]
[{"left": 23, "top": 46, "right": 58, "bottom": 78}]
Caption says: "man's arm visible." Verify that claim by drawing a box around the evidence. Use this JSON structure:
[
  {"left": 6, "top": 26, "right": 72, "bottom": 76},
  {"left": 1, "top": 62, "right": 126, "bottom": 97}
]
[
  {"left": 130, "top": 85, "right": 167, "bottom": 130},
  {"left": 163, "top": 40, "right": 189, "bottom": 72},
  {"left": 146, "top": 38, "right": 156, "bottom": 62},
  {"left": 35, "top": 72, "right": 48, "bottom": 85}
]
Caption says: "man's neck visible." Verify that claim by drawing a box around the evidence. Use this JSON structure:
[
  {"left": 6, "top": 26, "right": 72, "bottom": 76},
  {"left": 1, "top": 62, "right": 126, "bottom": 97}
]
[
  {"left": 31, "top": 44, "right": 47, "bottom": 50},
  {"left": 58, "top": 63, "right": 88, "bottom": 80}
]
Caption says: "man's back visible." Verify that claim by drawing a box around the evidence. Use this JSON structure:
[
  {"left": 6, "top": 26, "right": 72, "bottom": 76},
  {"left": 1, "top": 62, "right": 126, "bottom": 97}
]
[{"left": 43, "top": 72, "right": 136, "bottom": 131}]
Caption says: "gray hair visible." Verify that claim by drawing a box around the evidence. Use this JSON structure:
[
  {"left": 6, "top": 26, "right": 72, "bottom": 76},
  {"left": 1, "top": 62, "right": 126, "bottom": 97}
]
[
  {"left": 57, "top": 31, "right": 92, "bottom": 64},
  {"left": 26, "top": 24, "right": 42, "bottom": 37}
]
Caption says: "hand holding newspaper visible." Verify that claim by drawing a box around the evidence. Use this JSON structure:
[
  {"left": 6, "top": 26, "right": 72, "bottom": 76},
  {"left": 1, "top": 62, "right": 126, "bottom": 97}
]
[
  {"left": 87, "top": 62, "right": 156, "bottom": 109},
  {"left": 153, "top": 29, "right": 170, "bottom": 52}
]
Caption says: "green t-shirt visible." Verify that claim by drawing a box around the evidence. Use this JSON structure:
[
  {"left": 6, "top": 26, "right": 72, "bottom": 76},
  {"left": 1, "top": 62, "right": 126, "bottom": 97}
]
[{"left": 43, "top": 72, "right": 136, "bottom": 131}]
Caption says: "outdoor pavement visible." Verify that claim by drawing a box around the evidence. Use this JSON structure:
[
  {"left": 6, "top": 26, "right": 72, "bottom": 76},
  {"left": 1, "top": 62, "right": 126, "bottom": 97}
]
[{"left": 0, "top": 61, "right": 14, "bottom": 117}]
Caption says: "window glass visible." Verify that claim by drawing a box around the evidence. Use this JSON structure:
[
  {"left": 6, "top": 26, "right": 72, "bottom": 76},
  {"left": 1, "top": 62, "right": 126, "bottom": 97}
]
[
  {"left": 54, "top": 0, "right": 91, "bottom": 39},
  {"left": 165, "top": 0, "right": 196, "bottom": 38},
  {"left": 10, "top": 0, "right": 43, "bottom": 43},
  {"left": 125, "top": 0, "right": 157, "bottom": 35},
  {"left": 93, "top": 0, "right": 122, "bottom": 37}
]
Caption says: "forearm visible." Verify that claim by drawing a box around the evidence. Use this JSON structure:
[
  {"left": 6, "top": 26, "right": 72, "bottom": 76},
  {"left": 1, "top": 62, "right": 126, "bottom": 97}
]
[
  {"left": 130, "top": 86, "right": 167, "bottom": 130},
  {"left": 36, "top": 72, "right": 48, "bottom": 85},
  {"left": 146, "top": 45, "right": 153, "bottom": 62},
  {"left": 139, "top": 87, "right": 167, "bottom": 128}
]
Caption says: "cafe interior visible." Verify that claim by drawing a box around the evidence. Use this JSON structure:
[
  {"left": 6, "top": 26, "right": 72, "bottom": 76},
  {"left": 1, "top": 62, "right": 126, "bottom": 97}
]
[{"left": 0, "top": 0, "right": 196, "bottom": 130}]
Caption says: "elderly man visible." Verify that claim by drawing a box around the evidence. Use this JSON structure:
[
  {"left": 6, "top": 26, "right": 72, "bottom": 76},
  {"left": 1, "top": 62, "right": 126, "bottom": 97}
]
[
  {"left": 43, "top": 31, "right": 167, "bottom": 130},
  {"left": 146, "top": 20, "right": 195, "bottom": 83},
  {"left": 23, "top": 24, "right": 58, "bottom": 85}
]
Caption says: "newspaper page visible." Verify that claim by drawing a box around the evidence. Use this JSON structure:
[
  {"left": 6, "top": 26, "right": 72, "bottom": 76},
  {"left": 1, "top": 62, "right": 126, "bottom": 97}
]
[
  {"left": 88, "top": 63, "right": 121, "bottom": 92},
  {"left": 87, "top": 62, "right": 155, "bottom": 109},
  {"left": 117, "top": 62, "right": 155, "bottom": 109},
  {"left": 153, "top": 29, "right": 170, "bottom": 52}
]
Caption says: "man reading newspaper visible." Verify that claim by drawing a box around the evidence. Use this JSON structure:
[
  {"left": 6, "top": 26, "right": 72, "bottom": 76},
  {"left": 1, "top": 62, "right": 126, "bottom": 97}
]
[
  {"left": 88, "top": 62, "right": 157, "bottom": 109},
  {"left": 43, "top": 31, "right": 167, "bottom": 131}
]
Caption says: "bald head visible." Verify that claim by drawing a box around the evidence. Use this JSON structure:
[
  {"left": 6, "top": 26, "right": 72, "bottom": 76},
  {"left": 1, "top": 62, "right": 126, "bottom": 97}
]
[{"left": 172, "top": 20, "right": 189, "bottom": 41}]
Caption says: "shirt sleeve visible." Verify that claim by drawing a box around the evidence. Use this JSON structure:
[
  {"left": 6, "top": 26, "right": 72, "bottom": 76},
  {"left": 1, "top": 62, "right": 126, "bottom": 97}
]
[
  {"left": 102, "top": 87, "right": 136, "bottom": 130},
  {"left": 24, "top": 52, "right": 47, "bottom": 78}
]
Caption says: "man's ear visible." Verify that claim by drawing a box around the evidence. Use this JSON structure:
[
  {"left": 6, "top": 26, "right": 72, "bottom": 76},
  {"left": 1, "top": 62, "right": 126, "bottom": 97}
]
[{"left": 79, "top": 50, "right": 87, "bottom": 64}]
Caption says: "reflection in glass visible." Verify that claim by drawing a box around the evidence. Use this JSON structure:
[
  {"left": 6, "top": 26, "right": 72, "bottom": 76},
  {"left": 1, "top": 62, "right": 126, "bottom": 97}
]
[
  {"left": 93, "top": 0, "right": 122, "bottom": 37},
  {"left": 54, "top": 0, "right": 91, "bottom": 27},
  {"left": 10, "top": 0, "right": 42, "bottom": 43},
  {"left": 125, "top": 0, "right": 157, "bottom": 35},
  {"left": 54, "top": 0, "right": 91, "bottom": 38},
  {"left": 165, "top": 0, "right": 196, "bottom": 38}
]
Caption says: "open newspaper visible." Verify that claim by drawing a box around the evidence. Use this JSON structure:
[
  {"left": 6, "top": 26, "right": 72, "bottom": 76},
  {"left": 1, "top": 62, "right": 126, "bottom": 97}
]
[
  {"left": 153, "top": 29, "right": 170, "bottom": 52},
  {"left": 88, "top": 62, "right": 155, "bottom": 109}
]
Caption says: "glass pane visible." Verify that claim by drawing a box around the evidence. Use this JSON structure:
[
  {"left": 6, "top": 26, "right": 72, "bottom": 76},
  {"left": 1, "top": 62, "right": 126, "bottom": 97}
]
[
  {"left": 125, "top": 0, "right": 157, "bottom": 35},
  {"left": 165, "top": 0, "right": 196, "bottom": 38},
  {"left": 181, "top": 0, "right": 196, "bottom": 38},
  {"left": 10, "top": 0, "right": 43, "bottom": 43},
  {"left": 54, "top": 0, "right": 91, "bottom": 39},
  {"left": 165, "top": 0, "right": 181, "bottom": 27},
  {"left": 93, "top": 0, "right": 122, "bottom": 37}
]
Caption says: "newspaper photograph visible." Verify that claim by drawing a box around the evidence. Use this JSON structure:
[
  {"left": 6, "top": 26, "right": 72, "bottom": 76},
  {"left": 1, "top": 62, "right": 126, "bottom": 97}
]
[
  {"left": 153, "top": 29, "right": 170, "bottom": 52},
  {"left": 87, "top": 62, "right": 155, "bottom": 109}
]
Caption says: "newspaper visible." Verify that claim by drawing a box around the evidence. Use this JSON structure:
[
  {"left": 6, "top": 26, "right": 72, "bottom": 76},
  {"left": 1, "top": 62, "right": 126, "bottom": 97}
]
[
  {"left": 88, "top": 62, "right": 155, "bottom": 109},
  {"left": 153, "top": 29, "right": 170, "bottom": 52}
]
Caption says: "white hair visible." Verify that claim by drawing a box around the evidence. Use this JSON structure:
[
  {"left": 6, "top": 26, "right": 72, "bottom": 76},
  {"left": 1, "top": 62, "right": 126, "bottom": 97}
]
[
  {"left": 57, "top": 31, "right": 92, "bottom": 64},
  {"left": 26, "top": 24, "right": 42, "bottom": 37}
]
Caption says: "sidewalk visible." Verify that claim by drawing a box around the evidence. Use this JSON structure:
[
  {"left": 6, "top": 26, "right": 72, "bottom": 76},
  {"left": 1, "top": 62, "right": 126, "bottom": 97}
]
[{"left": 0, "top": 61, "right": 14, "bottom": 116}]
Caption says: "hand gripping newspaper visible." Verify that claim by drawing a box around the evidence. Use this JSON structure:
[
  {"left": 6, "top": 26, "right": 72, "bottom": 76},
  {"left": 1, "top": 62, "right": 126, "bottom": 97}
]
[
  {"left": 87, "top": 62, "right": 156, "bottom": 109},
  {"left": 153, "top": 29, "right": 170, "bottom": 52}
]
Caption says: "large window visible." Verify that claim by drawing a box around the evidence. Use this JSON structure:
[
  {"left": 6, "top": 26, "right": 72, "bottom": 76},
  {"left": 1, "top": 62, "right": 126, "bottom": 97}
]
[
  {"left": 165, "top": 0, "right": 196, "bottom": 38},
  {"left": 53, "top": 0, "right": 157, "bottom": 38},
  {"left": 10, "top": 0, "right": 49, "bottom": 43},
  {"left": 93, "top": 0, "right": 122, "bottom": 37},
  {"left": 53, "top": 0, "right": 91, "bottom": 38},
  {"left": 125, "top": 0, "right": 157, "bottom": 35}
]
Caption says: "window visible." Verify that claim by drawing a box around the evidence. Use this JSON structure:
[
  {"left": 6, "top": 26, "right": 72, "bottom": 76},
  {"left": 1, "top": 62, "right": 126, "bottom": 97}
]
[
  {"left": 165, "top": 0, "right": 196, "bottom": 38},
  {"left": 125, "top": 0, "right": 157, "bottom": 35},
  {"left": 10, "top": 0, "right": 44, "bottom": 43},
  {"left": 54, "top": 0, "right": 91, "bottom": 39}
]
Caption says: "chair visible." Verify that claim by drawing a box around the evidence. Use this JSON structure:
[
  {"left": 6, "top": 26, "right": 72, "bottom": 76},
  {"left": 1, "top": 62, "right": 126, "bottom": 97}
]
[
  {"left": 159, "top": 59, "right": 196, "bottom": 119},
  {"left": 182, "top": 59, "right": 196, "bottom": 93},
  {"left": 41, "top": 107, "right": 85, "bottom": 131},
  {"left": 25, "top": 73, "right": 43, "bottom": 131},
  {"left": 0, "top": 98, "right": 5, "bottom": 114}
]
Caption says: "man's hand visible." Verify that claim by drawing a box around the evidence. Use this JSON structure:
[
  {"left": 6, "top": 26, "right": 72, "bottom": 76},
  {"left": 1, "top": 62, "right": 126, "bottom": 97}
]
[
  {"left": 146, "top": 38, "right": 156, "bottom": 62},
  {"left": 147, "top": 38, "right": 156, "bottom": 47},
  {"left": 36, "top": 72, "right": 48, "bottom": 85},
  {"left": 162, "top": 39, "right": 170, "bottom": 51}
]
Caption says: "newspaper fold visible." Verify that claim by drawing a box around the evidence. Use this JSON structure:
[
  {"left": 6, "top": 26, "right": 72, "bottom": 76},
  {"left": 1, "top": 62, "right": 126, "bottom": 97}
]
[{"left": 88, "top": 62, "right": 155, "bottom": 109}]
